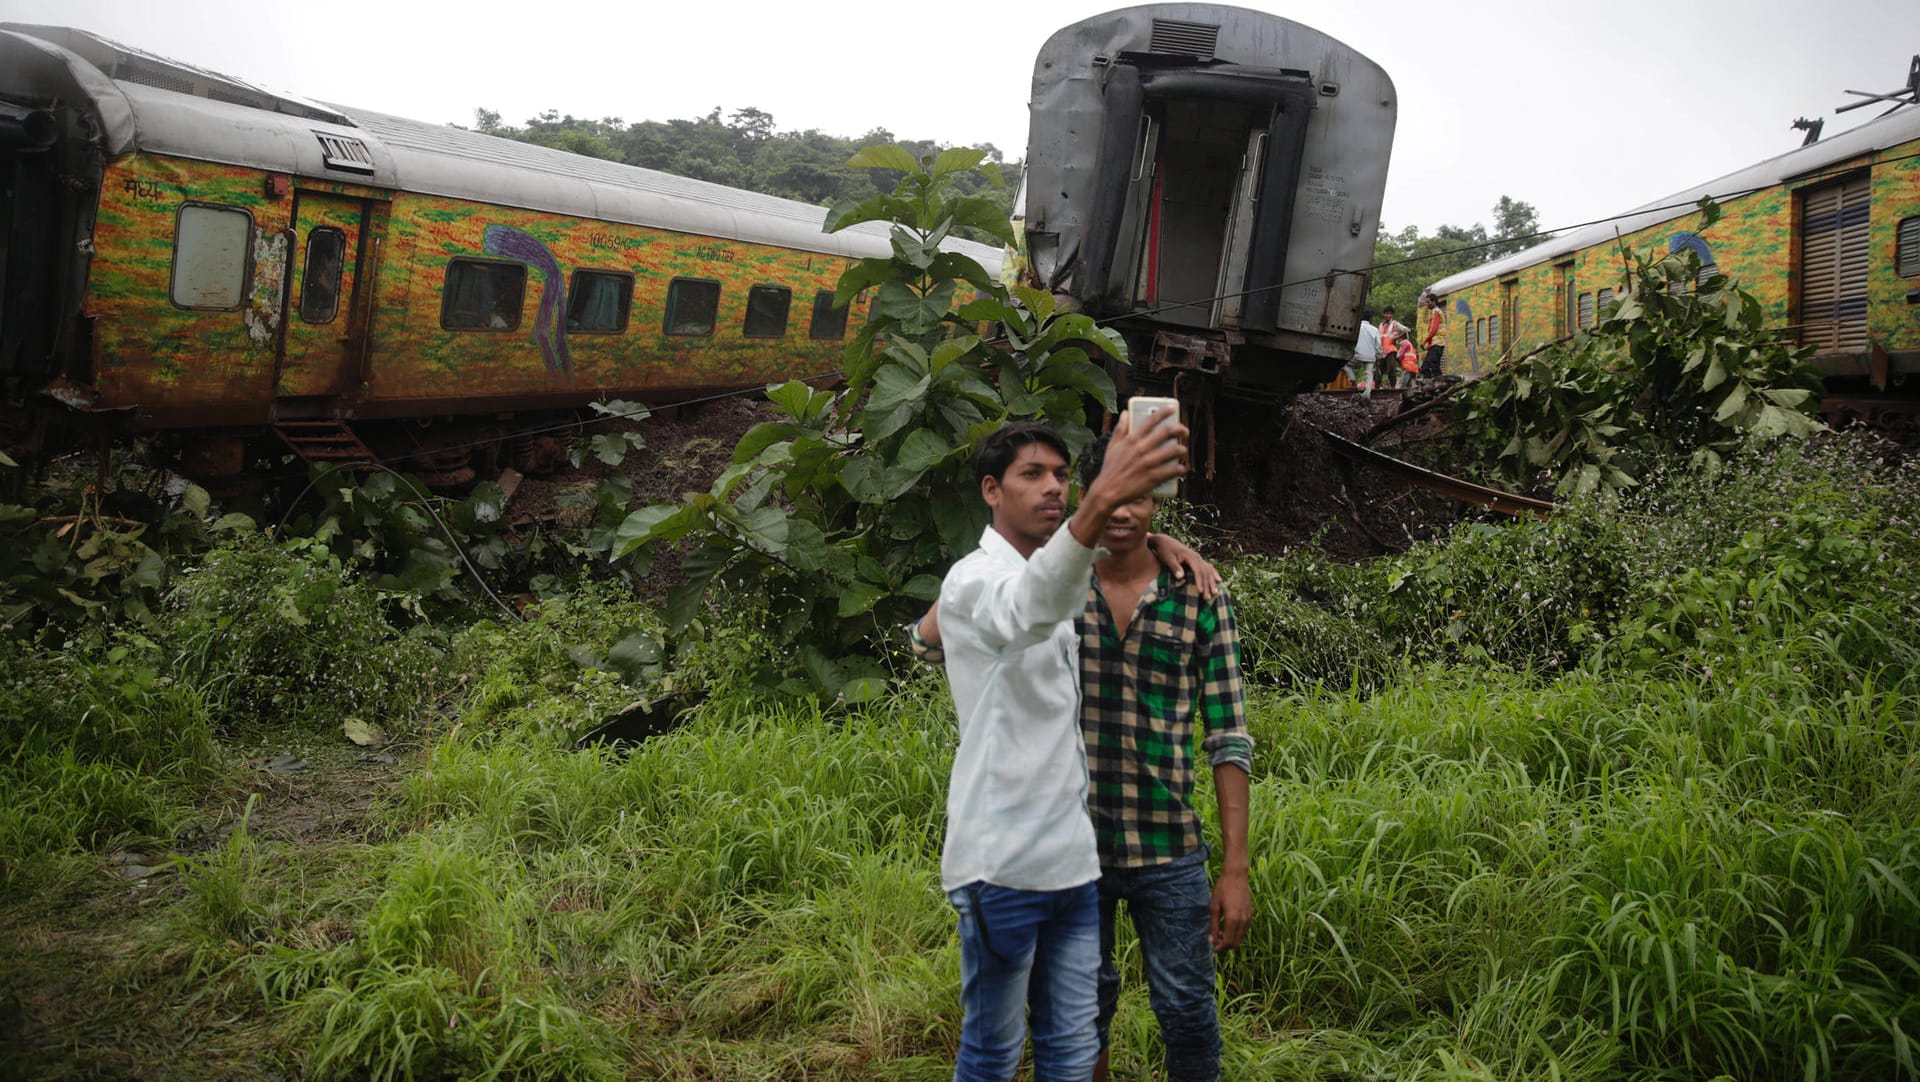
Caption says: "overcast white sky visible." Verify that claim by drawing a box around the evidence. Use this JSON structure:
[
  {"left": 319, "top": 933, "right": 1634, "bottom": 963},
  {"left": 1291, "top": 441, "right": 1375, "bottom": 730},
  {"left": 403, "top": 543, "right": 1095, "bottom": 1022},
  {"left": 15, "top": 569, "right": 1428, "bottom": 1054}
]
[{"left": 9, "top": 0, "right": 1918, "bottom": 235}]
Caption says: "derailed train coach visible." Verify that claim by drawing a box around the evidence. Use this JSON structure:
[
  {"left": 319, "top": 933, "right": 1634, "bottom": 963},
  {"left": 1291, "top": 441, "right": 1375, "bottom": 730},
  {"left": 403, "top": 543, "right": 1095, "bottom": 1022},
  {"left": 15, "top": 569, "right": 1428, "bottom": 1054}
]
[
  {"left": 1021, "top": 4, "right": 1395, "bottom": 399},
  {"left": 0, "top": 25, "right": 1001, "bottom": 483}
]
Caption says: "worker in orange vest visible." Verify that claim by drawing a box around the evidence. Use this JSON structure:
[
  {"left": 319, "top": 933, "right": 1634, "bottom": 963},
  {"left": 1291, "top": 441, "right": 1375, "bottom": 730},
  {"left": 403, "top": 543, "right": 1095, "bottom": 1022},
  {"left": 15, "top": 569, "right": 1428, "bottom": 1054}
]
[
  {"left": 1378, "top": 305, "right": 1410, "bottom": 388},
  {"left": 1420, "top": 293, "right": 1448, "bottom": 378}
]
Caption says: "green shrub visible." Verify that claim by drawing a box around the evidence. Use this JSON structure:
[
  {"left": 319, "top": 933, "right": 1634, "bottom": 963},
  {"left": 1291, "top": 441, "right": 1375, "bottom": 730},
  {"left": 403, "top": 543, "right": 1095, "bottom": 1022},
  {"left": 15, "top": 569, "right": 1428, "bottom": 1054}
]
[
  {"left": 1226, "top": 550, "right": 1393, "bottom": 687},
  {"left": 1230, "top": 433, "right": 1919, "bottom": 687},
  {"left": 163, "top": 534, "right": 446, "bottom": 731},
  {"left": 447, "top": 580, "right": 666, "bottom": 740},
  {"left": 1228, "top": 659, "right": 1920, "bottom": 1080},
  {"left": 264, "top": 834, "right": 621, "bottom": 1081},
  {"left": 178, "top": 795, "right": 273, "bottom": 942}
]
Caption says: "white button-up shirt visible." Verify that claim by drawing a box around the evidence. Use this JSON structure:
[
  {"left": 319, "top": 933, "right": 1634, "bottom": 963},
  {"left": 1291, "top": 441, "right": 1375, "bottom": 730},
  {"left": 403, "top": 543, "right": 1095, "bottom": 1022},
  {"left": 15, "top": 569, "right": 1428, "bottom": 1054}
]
[
  {"left": 1355, "top": 319, "right": 1381, "bottom": 361},
  {"left": 937, "top": 524, "right": 1102, "bottom": 893}
]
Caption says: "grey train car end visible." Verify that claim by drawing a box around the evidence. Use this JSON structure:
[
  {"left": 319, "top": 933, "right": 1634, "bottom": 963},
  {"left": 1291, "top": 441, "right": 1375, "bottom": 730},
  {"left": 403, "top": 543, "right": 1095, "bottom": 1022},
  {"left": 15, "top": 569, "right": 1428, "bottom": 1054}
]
[{"left": 1024, "top": 5, "right": 1395, "bottom": 395}]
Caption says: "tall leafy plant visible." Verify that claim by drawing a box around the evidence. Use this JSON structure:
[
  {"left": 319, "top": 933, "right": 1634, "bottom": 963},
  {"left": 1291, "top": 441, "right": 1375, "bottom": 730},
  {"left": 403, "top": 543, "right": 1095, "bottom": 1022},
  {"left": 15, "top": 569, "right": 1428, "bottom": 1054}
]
[
  {"left": 613, "top": 147, "right": 1122, "bottom": 699},
  {"left": 1454, "top": 200, "right": 1825, "bottom": 496}
]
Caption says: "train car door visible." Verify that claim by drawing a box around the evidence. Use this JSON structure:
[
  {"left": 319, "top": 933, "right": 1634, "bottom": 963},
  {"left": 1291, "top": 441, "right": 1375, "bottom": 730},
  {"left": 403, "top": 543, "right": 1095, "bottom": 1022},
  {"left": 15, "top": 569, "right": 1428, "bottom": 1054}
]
[
  {"left": 1796, "top": 174, "right": 1871, "bottom": 354},
  {"left": 277, "top": 190, "right": 369, "bottom": 398}
]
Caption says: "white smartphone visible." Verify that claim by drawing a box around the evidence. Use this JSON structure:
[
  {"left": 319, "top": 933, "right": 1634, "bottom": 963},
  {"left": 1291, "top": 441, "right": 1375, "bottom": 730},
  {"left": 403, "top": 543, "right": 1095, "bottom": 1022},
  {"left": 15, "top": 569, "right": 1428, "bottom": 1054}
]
[{"left": 1126, "top": 395, "right": 1181, "bottom": 498}]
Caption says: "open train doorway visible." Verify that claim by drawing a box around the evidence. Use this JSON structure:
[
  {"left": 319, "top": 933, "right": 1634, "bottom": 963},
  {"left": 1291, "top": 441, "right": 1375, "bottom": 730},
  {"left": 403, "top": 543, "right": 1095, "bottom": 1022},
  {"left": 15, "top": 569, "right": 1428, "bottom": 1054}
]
[
  {"left": 0, "top": 105, "right": 62, "bottom": 381},
  {"left": 1024, "top": 7, "right": 1395, "bottom": 397},
  {"left": 1141, "top": 98, "right": 1272, "bottom": 329}
]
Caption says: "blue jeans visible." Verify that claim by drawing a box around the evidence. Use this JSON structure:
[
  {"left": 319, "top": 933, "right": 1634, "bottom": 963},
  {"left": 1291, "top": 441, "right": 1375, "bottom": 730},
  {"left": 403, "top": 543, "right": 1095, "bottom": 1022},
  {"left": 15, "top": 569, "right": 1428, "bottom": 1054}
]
[
  {"left": 948, "top": 880, "right": 1101, "bottom": 1082},
  {"left": 1094, "top": 850, "right": 1222, "bottom": 1082}
]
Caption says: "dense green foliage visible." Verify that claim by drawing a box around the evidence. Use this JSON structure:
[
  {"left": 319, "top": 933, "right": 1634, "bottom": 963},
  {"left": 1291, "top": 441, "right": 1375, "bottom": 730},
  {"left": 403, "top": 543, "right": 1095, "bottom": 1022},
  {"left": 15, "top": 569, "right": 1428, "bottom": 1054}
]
[
  {"left": 1453, "top": 208, "right": 1826, "bottom": 497},
  {"left": 611, "top": 147, "right": 1120, "bottom": 700},
  {"left": 1231, "top": 436, "right": 1916, "bottom": 683},
  {"left": 4, "top": 430, "right": 1916, "bottom": 1079},
  {"left": 1367, "top": 196, "right": 1545, "bottom": 322},
  {"left": 0, "top": 455, "right": 246, "bottom": 633}
]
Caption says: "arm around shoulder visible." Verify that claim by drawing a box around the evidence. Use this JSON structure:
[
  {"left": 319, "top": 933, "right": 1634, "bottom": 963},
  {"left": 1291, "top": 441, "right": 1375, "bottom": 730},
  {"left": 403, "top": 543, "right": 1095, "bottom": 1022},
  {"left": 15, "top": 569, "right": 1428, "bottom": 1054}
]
[{"left": 942, "top": 528, "right": 1098, "bottom": 653}]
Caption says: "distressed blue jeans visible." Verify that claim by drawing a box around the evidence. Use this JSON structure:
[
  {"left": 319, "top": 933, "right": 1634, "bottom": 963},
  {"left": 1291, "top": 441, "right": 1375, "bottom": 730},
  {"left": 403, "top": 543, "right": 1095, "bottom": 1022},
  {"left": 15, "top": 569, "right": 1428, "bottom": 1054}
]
[
  {"left": 948, "top": 880, "right": 1101, "bottom": 1082},
  {"left": 1094, "top": 850, "right": 1222, "bottom": 1082}
]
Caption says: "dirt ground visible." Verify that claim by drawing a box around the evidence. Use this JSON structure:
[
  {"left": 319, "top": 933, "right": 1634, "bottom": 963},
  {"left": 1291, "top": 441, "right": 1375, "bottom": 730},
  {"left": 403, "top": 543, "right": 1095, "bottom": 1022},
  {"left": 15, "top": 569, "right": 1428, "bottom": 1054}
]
[
  {"left": 1204, "top": 388, "right": 1469, "bottom": 559},
  {"left": 0, "top": 740, "right": 411, "bottom": 1081},
  {"left": 501, "top": 387, "right": 1471, "bottom": 570},
  {"left": 502, "top": 396, "right": 772, "bottom": 527}
]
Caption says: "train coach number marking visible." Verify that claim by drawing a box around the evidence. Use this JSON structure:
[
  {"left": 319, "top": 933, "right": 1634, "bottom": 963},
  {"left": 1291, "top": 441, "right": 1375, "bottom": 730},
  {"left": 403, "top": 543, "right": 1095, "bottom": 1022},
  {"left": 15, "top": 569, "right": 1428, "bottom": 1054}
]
[
  {"left": 1299, "top": 168, "right": 1349, "bottom": 224},
  {"left": 584, "top": 232, "right": 619, "bottom": 248},
  {"left": 120, "top": 177, "right": 170, "bottom": 203},
  {"left": 691, "top": 245, "right": 735, "bottom": 263}
]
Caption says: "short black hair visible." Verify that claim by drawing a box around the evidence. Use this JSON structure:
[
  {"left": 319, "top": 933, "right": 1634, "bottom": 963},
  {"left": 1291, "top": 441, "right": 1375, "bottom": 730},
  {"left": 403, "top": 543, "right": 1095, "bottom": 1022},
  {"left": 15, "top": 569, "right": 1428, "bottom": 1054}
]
[
  {"left": 1382, "top": 304, "right": 1395, "bottom": 315},
  {"left": 975, "top": 421, "right": 1070, "bottom": 483},
  {"left": 1078, "top": 434, "right": 1167, "bottom": 505},
  {"left": 1363, "top": 308, "right": 1375, "bottom": 321},
  {"left": 1076, "top": 434, "right": 1105, "bottom": 488}
]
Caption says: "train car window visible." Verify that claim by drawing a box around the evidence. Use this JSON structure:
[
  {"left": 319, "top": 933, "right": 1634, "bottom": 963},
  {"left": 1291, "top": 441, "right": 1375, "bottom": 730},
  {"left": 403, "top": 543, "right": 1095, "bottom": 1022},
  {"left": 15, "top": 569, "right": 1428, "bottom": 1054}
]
[
  {"left": 567, "top": 271, "right": 633, "bottom": 334},
  {"left": 1596, "top": 287, "right": 1614, "bottom": 319},
  {"left": 809, "top": 291, "right": 849, "bottom": 340},
  {"left": 170, "top": 204, "right": 254, "bottom": 310},
  {"left": 442, "top": 259, "right": 526, "bottom": 331},
  {"left": 1475, "top": 317, "right": 1486, "bottom": 345},
  {"left": 1697, "top": 261, "right": 1719, "bottom": 289},
  {"left": 743, "top": 285, "right": 792, "bottom": 338},
  {"left": 665, "top": 278, "right": 721, "bottom": 336},
  {"left": 1489, "top": 314, "right": 1501, "bottom": 350},
  {"left": 1577, "top": 292, "right": 1594, "bottom": 329},
  {"left": 1897, "top": 216, "right": 1920, "bottom": 276},
  {"left": 299, "top": 227, "right": 347, "bottom": 324}
]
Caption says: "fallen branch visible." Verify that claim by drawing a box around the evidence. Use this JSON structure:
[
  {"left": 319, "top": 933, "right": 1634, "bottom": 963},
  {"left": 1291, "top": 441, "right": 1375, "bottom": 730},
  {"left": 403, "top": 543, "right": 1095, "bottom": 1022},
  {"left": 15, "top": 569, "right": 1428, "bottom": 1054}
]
[{"left": 38, "top": 514, "right": 147, "bottom": 532}]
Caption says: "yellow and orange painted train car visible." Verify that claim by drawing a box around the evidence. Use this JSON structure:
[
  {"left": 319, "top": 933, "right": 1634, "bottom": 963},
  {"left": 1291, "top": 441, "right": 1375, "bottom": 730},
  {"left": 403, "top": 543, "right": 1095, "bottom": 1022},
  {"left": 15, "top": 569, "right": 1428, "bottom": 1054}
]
[
  {"left": 1427, "top": 104, "right": 1920, "bottom": 434},
  {"left": 0, "top": 25, "right": 1001, "bottom": 481}
]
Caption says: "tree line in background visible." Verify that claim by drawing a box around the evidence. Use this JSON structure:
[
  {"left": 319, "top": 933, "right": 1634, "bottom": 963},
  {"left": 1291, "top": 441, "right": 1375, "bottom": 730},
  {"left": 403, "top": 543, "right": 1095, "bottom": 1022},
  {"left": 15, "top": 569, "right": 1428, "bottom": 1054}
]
[
  {"left": 1367, "top": 194, "right": 1546, "bottom": 320},
  {"left": 469, "top": 106, "right": 1020, "bottom": 227}
]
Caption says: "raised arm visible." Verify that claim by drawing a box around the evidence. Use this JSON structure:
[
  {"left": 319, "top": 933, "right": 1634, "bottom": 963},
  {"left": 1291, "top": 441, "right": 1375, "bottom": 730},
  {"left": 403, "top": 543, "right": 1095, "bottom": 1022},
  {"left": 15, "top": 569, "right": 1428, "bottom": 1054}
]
[
  {"left": 943, "top": 525, "right": 1099, "bottom": 652},
  {"left": 1065, "top": 408, "right": 1187, "bottom": 547},
  {"left": 951, "top": 408, "right": 1188, "bottom": 653}
]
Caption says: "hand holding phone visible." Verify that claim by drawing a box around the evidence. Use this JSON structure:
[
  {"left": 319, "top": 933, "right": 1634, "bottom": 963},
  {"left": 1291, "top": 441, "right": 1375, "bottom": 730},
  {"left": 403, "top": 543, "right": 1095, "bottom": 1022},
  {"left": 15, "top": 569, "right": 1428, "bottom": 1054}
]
[{"left": 1127, "top": 396, "right": 1181, "bottom": 497}]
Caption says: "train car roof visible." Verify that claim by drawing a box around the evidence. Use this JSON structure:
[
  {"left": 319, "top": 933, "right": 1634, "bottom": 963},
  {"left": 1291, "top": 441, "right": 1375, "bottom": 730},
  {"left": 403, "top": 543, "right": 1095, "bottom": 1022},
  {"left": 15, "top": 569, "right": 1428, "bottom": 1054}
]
[
  {"left": 0, "top": 23, "right": 1003, "bottom": 270},
  {"left": 1428, "top": 104, "right": 1920, "bottom": 297}
]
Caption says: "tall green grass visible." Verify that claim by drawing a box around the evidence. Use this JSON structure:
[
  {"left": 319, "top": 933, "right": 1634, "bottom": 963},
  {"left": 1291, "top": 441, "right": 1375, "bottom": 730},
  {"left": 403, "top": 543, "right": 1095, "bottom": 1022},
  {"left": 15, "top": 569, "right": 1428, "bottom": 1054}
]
[
  {"left": 0, "top": 638, "right": 225, "bottom": 885},
  {"left": 1228, "top": 654, "right": 1920, "bottom": 1080},
  {"left": 5, "top": 434, "right": 1916, "bottom": 1079},
  {"left": 214, "top": 649, "right": 1913, "bottom": 1080}
]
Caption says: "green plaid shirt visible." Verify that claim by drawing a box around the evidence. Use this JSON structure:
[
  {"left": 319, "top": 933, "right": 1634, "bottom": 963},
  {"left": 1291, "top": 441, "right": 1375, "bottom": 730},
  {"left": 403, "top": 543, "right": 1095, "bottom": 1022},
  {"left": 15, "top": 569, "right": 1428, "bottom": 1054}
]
[
  {"left": 907, "top": 570, "right": 1253, "bottom": 869},
  {"left": 1084, "top": 571, "right": 1251, "bottom": 868}
]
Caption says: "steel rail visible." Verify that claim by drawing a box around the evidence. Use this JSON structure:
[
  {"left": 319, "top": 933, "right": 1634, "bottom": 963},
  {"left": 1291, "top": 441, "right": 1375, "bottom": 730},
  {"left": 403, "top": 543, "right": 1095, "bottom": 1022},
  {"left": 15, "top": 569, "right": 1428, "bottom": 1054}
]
[{"left": 1320, "top": 428, "right": 1556, "bottom": 519}]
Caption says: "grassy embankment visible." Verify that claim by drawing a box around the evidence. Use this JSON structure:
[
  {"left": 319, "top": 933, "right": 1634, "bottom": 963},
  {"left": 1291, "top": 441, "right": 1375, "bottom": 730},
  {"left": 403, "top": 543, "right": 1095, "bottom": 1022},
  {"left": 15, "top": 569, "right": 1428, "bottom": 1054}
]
[{"left": 2, "top": 436, "right": 1916, "bottom": 1080}]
